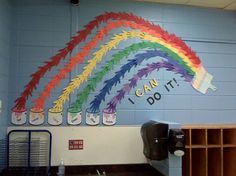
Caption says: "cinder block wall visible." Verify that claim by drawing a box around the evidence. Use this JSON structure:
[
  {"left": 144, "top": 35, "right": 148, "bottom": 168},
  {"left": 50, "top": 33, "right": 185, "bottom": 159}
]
[
  {"left": 0, "top": 0, "right": 11, "bottom": 171},
  {"left": 5, "top": 0, "right": 236, "bottom": 175},
  {"left": 0, "top": 0, "right": 11, "bottom": 139},
  {"left": 9, "top": 0, "right": 236, "bottom": 125}
]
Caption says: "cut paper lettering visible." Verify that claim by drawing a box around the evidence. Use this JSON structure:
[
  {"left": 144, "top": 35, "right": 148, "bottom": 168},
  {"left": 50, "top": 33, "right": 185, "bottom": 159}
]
[
  {"left": 89, "top": 49, "right": 193, "bottom": 113},
  {"left": 105, "top": 60, "right": 192, "bottom": 113}
]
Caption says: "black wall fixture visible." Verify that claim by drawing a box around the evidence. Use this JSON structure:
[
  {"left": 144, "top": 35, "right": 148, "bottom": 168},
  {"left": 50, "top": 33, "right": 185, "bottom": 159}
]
[
  {"left": 141, "top": 121, "right": 169, "bottom": 161},
  {"left": 168, "top": 129, "right": 185, "bottom": 157},
  {"left": 70, "top": 0, "right": 79, "bottom": 5}
]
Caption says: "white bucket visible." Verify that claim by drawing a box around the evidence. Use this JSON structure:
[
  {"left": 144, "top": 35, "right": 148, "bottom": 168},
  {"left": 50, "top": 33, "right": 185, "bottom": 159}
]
[
  {"left": 67, "top": 108, "right": 82, "bottom": 125},
  {"left": 11, "top": 109, "right": 27, "bottom": 125},
  {"left": 85, "top": 109, "right": 100, "bottom": 126},
  {"left": 48, "top": 109, "right": 63, "bottom": 126},
  {"left": 102, "top": 109, "right": 116, "bottom": 126},
  {"left": 29, "top": 109, "right": 45, "bottom": 125}
]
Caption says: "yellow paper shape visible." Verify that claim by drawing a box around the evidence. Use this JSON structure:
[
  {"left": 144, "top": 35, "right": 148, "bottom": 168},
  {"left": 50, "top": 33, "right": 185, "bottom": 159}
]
[{"left": 50, "top": 30, "right": 198, "bottom": 112}]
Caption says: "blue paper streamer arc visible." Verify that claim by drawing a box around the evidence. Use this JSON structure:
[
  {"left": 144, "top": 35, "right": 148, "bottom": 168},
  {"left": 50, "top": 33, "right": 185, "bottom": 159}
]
[{"left": 89, "top": 49, "right": 193, "bottom": 113}]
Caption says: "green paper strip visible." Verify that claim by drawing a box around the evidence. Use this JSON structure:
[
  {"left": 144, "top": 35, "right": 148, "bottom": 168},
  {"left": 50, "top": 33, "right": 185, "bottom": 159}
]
[{"left": 69, "top": 41, "right": 194, "bottom": 112}]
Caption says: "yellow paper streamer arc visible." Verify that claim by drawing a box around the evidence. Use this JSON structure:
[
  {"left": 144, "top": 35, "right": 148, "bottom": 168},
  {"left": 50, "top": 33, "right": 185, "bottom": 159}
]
[{"left": 50, "top": 30, "right": 196, "bottom": 112}]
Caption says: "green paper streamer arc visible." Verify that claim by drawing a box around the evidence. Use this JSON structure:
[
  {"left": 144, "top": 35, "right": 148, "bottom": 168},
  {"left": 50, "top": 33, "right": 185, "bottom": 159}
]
[{"left": 68, "top": 41, "right": 194, "bottom": 112}]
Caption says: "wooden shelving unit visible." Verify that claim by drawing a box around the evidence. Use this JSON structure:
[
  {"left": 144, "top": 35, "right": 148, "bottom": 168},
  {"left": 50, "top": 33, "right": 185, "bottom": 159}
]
[{"left": 182, "top": 125, "right": 236, "bottom": 176}]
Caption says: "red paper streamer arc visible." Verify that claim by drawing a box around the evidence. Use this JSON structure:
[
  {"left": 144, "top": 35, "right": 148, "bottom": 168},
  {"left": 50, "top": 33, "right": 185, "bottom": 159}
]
[
  {"left": 13, "top": 12, "right": 201, "bottom": 111},
  {"left": 32, "top": 20, "right": 200, "bottom": 111}
]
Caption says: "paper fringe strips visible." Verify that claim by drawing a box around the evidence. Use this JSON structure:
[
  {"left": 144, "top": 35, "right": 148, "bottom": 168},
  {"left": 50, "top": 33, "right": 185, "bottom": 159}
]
[
  {"left": 69, "top": 41, "right": 193, "bottom": 113},
  {"left": 105, "top": 60, "right": 193, "bottom": 113},
  {"left": 68, "top": 43, "right": 143, "bottom": 113},
  {"left": 88, "top": 46, "right": 193, "bottom": 113},
  {"left": 13, "top": 12, "right": 204, "bottom": 112},
  {"left": 31, "top": 20, "right": 147, "bottom": 111},
  {"left": 50, "top": 30, "right": 196, "bottom": 112}
]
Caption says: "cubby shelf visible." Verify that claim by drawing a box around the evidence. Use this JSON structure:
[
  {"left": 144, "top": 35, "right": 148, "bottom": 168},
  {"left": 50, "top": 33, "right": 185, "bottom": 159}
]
[{"left": 182, "top": 124, "right": 236, "bottom": 176}]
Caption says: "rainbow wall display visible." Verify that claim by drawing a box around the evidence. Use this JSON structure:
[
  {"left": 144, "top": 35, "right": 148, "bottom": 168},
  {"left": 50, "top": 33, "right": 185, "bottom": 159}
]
[{"left": 11, "top": 12, "right": 216, "bottom": 126}]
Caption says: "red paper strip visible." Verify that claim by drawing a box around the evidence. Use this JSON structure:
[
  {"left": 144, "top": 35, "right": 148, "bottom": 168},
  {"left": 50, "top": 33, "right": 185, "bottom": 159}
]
[
  {"left": 32, "top": 20, "right": 200, "bottom": 110},
  {"left": 13, "top": 12, "right": 201, "bottom": 111}
]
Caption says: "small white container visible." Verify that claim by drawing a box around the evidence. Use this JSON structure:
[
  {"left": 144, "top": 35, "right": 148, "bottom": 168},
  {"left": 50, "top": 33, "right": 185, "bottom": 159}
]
[
  {"left": 102, "top": 109, "right": 116, "bottom": 126},
  {"left": 85, "top": 108, "right": 100, "bottom": 126},
  {"left": 29, "top": 109, "right": 45, "bottom": 125},
  {"left": 57, "top": 159, "right": 65, "bottom": 176},
  {"left": 48, "top": 109, "right": 63, "bottom": 126},
  {"left": 67, "top": 108, "right": 82, "bottom": 125},
  {"left": 11, "top": 109, "right": 27, "bottom": 125}
]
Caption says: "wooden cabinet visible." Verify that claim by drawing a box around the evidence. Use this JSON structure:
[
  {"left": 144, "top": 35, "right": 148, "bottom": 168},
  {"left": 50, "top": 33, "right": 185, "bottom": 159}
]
[{"left": 182, "top": 125, "right": 236, "bottom": 176}]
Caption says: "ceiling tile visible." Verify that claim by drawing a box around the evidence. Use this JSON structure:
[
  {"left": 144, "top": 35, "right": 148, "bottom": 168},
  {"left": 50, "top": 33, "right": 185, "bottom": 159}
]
[
  {"left": 224, "top": 1, "right": 236, "bottom": 10},
  {"left": 187, "top": 0, "right": 234, "bottom": 8},
  {"left": 134, "top": 0, "right": 236, "bottom": 10}
]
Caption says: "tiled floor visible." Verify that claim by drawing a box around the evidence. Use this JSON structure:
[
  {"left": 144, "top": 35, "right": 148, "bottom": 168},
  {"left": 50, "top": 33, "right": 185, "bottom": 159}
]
[
  {"left": 64, "top": 164, "right": 164, "bottom": 176},
  {"left": 0, "top": 164, "right": 164, "bottom": 176}
]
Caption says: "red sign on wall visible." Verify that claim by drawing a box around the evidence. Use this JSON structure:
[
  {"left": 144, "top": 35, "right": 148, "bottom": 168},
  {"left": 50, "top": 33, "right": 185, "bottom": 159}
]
[{"left": 69, "top": 140, "right": 83, "bottom": 150}]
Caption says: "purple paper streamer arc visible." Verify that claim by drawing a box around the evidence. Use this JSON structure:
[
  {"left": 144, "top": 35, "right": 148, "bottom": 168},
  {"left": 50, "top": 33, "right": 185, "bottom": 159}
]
[
  {"left": 105, "top": 60, "right": 193, "bottom": 113},
  {"left": 89, "top": 50, "right": 193, "bottom": 113}
]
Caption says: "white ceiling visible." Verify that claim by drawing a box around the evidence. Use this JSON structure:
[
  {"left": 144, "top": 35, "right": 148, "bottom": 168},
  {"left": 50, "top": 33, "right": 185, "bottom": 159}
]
[{"left": 134, "top": 0, "right": 236, "bottom": 10}]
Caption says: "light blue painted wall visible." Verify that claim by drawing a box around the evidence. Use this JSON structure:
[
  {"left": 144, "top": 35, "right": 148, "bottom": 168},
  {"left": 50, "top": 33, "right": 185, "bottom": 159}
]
[
  {"left": 0, "top": 0, "right": 11, "bottom": 171},
  {"left": 9, "top": 0, "right": 72, "bottom": 125},
  {"left": 0, "top": 0, "right": 11, "bottom": 139},
  {"left": 9, "top": 0, "right": 236, "bottom": 126},
  {"left": 7, "top": 1, "right": 236, "bottom": 175}
]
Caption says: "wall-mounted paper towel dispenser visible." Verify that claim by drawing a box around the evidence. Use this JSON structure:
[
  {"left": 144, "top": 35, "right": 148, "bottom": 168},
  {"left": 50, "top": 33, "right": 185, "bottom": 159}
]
[
  {"left": 141, "top": 121, "right": 185, "bottom": 161},
  {"left": 141, "top": 121, "right": 169, "bottom": 161}
]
